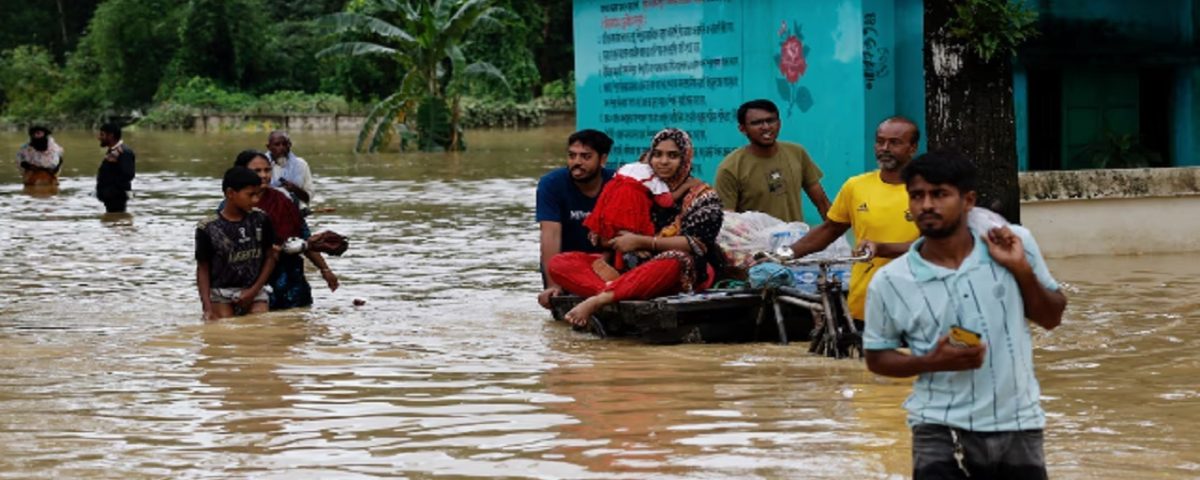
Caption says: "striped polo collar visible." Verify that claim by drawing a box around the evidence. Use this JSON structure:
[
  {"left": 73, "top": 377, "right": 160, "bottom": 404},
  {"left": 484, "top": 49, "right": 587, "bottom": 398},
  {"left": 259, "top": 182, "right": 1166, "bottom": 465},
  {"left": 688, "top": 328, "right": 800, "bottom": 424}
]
[{"left": 906, "top": 231, "right": 987, "bottom": 282}]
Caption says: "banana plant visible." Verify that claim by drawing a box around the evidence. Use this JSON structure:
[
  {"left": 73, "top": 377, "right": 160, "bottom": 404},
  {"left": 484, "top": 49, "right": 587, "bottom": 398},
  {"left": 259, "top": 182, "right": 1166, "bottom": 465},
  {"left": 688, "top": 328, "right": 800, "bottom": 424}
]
[{"left": 317, "top": 0, "right": 510, "bottom": 152}]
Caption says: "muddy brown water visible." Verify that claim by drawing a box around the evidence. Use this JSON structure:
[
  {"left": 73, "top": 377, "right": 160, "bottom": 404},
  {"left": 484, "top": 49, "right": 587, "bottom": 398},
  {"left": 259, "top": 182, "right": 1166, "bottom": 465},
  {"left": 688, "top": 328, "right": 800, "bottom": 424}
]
[{"left": 0, "top": 128, "right": 1197, "bottom": 478}]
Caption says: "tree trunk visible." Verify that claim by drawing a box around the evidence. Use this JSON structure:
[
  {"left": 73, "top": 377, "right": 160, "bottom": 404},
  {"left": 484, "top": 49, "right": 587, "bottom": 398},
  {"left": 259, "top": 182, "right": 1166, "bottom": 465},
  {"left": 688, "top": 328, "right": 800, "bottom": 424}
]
[
  {"left": 923, "top": 0, "right": 1021, "bottom": 223},
  {"left": 57, "top": 0, "right": 70, "bottom": 48},
  {"left": 449, "top": 94, "right": 462, "bottom": 151}
]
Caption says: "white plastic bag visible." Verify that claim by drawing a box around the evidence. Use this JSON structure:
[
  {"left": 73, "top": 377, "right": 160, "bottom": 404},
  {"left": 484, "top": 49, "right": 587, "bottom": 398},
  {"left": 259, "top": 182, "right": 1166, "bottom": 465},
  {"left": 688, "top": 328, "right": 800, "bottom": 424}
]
[
  {"left": 968, "top": 207, "right": 1009, "bottom": 235},
  {"left": 718, "top": 211, "right": 788, "bottom": 269}
]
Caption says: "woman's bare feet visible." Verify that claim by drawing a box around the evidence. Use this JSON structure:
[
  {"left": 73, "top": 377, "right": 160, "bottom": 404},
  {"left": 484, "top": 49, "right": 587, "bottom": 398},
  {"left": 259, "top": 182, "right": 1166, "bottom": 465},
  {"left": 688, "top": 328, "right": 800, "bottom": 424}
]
[
  {"left": 563, "top": 292, "right": 615, "bottom": 327},
  {"left": 592, "top": 258, "right": 620, "bottom": 282}
]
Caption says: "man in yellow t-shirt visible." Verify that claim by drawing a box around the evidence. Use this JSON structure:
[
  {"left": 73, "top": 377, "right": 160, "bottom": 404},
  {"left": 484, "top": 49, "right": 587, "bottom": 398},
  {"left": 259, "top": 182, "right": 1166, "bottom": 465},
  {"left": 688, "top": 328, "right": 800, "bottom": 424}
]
[
  {"left": 787, "top": 116, "right": 921, "bottom": 322},
  {"left": 716, "top": 99, "right": 830, "bottom": 223}
]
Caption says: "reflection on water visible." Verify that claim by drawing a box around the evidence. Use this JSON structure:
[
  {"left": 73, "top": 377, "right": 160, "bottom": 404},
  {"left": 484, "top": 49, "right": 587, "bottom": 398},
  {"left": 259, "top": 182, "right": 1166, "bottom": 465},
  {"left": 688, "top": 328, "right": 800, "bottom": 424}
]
[{"left": 0, "top": 129, "right": 1197, "bottom": 478}]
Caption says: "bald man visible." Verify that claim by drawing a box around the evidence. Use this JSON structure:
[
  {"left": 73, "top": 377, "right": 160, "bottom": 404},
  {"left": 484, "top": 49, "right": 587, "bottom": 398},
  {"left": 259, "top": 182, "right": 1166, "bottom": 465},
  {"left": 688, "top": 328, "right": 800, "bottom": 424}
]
[{"left": 266, "top": 130, "right": 314, "bottom": 208}]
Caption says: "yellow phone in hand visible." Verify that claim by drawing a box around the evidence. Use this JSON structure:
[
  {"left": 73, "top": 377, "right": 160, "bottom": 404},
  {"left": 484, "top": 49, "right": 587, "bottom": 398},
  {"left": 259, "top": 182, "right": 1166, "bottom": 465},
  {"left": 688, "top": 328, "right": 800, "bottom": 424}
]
[{"left": 949, "top": 325, "right": 982, "bottom": 347}]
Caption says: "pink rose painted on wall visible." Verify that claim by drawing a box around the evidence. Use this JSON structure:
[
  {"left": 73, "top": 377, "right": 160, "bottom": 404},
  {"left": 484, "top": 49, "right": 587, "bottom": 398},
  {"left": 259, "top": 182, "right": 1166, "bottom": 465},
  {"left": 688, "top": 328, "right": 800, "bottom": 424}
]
[
  {"left": 774, "top": 21, "right": 813, "bottom": 116},
  {"left": 779, "top": 35, "right": 807, "bottom": 82}
]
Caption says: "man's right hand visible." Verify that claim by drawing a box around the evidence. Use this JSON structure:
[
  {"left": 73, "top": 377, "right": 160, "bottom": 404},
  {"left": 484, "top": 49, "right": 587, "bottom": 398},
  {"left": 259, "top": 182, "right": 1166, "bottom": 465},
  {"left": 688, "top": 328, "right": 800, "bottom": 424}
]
[
  {"left": 926, "top": 335, "right": 987, "bottom": 371},
  {"left": 538, "top": 286, "right": 562, "bottom": 309},
  {"left": 854, "top": 240, "right": 878, "bottom": 260}
]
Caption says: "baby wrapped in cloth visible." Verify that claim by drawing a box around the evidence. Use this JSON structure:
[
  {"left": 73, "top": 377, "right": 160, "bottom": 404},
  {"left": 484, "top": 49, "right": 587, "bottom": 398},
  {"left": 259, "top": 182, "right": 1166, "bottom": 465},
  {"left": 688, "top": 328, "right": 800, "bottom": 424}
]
[{"left": 583, "top": 161, "right": 674, "bottom": 271}]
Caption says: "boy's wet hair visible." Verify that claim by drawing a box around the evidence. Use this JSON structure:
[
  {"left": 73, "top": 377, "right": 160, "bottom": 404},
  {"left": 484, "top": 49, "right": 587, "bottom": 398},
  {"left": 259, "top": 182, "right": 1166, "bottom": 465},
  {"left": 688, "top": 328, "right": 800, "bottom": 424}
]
[
  {"left": 567, "top": 129, "right": 614, "bottom": 156},
  {"left": 901, "top": 150, "right": 978, "bottom": 193},
  {"left": 222, "top": 166, "right": 262, "bottom": 193},
  {"left": 234, "top": 149, "right": 268, "bottom": 167},
  {"left": 737, "top": 99, "right": 779, "bottom": 124}
]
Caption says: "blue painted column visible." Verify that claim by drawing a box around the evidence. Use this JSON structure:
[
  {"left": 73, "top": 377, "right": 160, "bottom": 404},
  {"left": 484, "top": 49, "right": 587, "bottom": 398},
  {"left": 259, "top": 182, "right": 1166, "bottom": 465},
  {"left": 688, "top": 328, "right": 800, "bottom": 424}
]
[
  {"left": 1014, "top": 66, "right": 1030, "bottom": 171},
  {"left": 1177, "top": 0, "right": 1199, "bottom": 166},
  {"left": 894, "top": 0, "right": 926, "bottom": 153}
]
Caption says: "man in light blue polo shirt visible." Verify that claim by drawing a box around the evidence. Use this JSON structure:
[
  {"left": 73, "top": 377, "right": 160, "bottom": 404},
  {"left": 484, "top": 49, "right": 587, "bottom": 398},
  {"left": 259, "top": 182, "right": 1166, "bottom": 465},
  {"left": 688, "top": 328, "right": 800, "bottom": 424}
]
[{"left": 864, "top": 151, "right": 1067, "bottom": 479}]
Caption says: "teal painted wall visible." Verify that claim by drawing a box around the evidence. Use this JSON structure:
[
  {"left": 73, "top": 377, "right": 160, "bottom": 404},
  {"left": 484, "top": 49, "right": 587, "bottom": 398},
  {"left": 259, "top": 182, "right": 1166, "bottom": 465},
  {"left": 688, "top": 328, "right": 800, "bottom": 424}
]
[
  {"left": 863, "top": 0, "right": 897, "bottom": 171},
  {"left": 575, "top": 0, "right": 877, "bottom": 223},
  {"left": 1039, "top": 0, "right": 1188, "bottom": 44},
  {"left": 1014, "top": 67, "right": 1029, "bottom": 171},
  {"left": 1014, "top": 0, "right": 1200, "bottom": 169},
  {"left": 895, "top": 0, "right": 926, "bottom": 153},
  {"left": 739, "top": 0, "right": 867, "bottom": 221},
  {"left": 1182, "top": 67, "right": 1200, "bottom": 166}
]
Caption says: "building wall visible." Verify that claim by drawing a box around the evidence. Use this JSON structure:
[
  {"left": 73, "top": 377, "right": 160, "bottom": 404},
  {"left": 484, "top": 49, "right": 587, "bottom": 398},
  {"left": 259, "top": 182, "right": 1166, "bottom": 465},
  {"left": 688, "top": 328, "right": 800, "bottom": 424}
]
[
  {"left": 1019, "top": 167, "right": 1200, "bottom": 257},
  {"left": 1022, "top": 197, "right": 1200, "bottom": 257},
  {"left": 575, "top": 0, "right": 930, "bottom": 221},
  {"left": 1014, "top": 0, "right": 1199, "bottom": 170}
]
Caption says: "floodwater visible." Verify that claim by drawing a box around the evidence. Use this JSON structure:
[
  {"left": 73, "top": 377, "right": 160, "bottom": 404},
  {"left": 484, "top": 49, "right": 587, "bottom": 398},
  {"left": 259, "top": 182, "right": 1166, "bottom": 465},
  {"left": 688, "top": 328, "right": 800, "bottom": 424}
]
[{"left": 0, "top": 128, "right": 1197, "bottom": 479}]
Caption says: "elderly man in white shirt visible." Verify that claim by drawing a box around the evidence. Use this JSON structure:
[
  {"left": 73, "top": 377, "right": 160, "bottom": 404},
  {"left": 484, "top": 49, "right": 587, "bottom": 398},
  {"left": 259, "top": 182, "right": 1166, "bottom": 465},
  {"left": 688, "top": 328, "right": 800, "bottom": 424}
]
[{"left": 266, "top": 130, "right": 315, "bottom": 208}]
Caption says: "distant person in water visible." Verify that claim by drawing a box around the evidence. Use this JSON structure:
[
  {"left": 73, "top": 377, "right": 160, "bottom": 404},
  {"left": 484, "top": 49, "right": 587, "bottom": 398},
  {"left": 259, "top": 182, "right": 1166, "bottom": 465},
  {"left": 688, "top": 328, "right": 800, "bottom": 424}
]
[
  {"left": 195, "top": 166, "right": 278, "bottom": 320},
  {"left": 96, "top": 123, "right": 136, "bottom": 213},
  {"left": 16, "top": 125, "right": 63, "bottom": 187},
  {"left": 265, "top": 130, "right": 314, "bottom": 212}
]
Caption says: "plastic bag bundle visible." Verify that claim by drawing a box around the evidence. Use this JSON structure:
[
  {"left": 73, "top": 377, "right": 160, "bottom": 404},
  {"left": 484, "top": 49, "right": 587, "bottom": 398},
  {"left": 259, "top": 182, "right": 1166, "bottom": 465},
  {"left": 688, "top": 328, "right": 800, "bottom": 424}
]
[
  {"left": 764, "top": 222, "right": 810, "bottom": 252},
  {"left": 717, "top": 211, "right": 791, "bottom": 269},
  {"left": 967, "top": 207, "right": 1009, "bottom": 236}
]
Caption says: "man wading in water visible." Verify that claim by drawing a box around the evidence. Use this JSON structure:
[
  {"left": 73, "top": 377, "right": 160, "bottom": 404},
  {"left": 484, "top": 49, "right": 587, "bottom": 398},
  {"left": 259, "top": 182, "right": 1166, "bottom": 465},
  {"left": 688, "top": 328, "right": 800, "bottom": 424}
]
[{"left": 863, "top": 151, "right": 1067, "bottom": 479}]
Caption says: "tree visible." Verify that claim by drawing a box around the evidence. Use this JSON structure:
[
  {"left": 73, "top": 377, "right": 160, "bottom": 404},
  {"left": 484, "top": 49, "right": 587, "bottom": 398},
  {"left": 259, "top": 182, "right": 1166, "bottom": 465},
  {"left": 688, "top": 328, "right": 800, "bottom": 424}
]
[
  {"left": 57, "top": 0, "right": 183, "bottom": 113},
  {"left": 0, "top": 0, "right": 102, "bottom": 59},
  {"left": 166, "top": 0, "right": 269, "bottom": 91},
  {"left": 0, "top": 46, "right": 63, "bottom": 122},
  {"left": 462, "top": 0, "right": 545, "bottom": 101},
  {"left": 923, "top": 0, "right": 1037, "bottom": 223},
  {"left": 318, "top": 0, "right": 510, "bottom": 152}
]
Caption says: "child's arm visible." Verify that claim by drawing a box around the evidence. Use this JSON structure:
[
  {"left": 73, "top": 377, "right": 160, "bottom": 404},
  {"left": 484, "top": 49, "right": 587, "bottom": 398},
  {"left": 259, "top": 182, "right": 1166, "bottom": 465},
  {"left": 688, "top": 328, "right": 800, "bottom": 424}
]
[
  {"left": 196, "top": 260, "right": 214, "bottom": 321},
  {"left": 244, "top": 246, "right": 279, "bottom": 300},
  {"left": 236, "top": 217, "right": 279, "bottom": 309}
]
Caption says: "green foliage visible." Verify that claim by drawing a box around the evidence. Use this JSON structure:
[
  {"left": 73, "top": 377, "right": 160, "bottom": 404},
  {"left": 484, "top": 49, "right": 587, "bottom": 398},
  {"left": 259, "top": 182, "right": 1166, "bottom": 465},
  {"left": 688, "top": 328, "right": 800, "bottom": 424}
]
[
  {"left": 0, "top": 0, "right": 102, "bottom": 59},
  {"left": 540, "top": 72, "right": 574, "bottom": 100},
  {"left": 1074, "top": 132, "right": 1162, "bottom": 169},
  {"left": 161, "top": 77, "right": 257, "bottom": 111},
  {"left": 462, "top": 0, "right": 544, "bottom": 101},
  {"left": 137, "top": 102, "right": 196, "bottom": 129},
  {"left": 459, "top": 97, "right": 545, "bottom": 129},
  {"left": 318, "top": 54, "right": 400, "bottom": 103},
  {"left": 0, "top": 46, "right": 64, "bottom": 122},
  {"left": 65, "top": 0, "right": 183, "bottom": 110},
  {"left": 165, "top": 0, "right": 270, "bottom": 90},
  {"left": 318, "top": 0, "right": 512, "bottom": 152},
  {"left": 258, "top": 91, "right": 352, "bottom": 114},
  {"left": 0, "top": 0, "right": 575, "bottom": 130},
  {"left": 138, "top": 77, "right": 359, "bottom": 128},
  {"left": 946, "top": 0, "right": 1039, "bottom": 62},
  {"left": 416, "top": 96, "right": 454, "bottom": 151}
]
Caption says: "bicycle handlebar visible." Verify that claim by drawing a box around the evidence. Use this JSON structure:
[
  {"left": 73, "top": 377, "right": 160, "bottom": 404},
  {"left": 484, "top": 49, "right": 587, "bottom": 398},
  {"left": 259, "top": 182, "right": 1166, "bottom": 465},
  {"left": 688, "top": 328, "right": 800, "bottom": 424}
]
[{"left": 753, "top": 248, "right": 872, "bottom": 266}]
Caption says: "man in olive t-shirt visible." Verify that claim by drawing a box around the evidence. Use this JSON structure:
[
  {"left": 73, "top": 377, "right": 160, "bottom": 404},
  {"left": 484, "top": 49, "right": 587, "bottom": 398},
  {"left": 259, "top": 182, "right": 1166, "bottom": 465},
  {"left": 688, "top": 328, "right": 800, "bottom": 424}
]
[{"left": 716, "top": 99, "right": 830, "bottom": 223}]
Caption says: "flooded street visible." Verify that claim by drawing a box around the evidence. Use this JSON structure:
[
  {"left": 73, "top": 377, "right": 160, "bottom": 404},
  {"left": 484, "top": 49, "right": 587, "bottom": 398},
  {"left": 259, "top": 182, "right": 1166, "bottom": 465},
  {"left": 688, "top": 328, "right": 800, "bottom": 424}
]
[{"left": 0, "top": 128, "right": 1197, "bottom": 479}]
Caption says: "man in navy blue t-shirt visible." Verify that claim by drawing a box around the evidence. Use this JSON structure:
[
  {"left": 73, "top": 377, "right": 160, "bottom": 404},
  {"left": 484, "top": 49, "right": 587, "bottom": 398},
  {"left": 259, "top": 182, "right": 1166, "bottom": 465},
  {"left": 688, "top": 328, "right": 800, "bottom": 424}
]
[{"left": 536, "top": 129, "right": 616, "bottom": 308}]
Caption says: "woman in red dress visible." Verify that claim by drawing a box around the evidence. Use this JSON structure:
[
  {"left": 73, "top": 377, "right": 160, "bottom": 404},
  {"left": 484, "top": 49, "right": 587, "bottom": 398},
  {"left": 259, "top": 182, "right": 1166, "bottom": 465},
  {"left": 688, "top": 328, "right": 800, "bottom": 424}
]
[{"left": 546, "top": 128, "right": 725, "bottom": 326}]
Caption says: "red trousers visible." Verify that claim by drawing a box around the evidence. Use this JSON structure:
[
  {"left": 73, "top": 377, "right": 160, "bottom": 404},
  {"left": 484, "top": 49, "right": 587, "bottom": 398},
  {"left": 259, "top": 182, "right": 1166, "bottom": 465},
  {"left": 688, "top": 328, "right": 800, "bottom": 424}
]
[{"left": 547, "top": 252, "right": 713, "bottom": 301}]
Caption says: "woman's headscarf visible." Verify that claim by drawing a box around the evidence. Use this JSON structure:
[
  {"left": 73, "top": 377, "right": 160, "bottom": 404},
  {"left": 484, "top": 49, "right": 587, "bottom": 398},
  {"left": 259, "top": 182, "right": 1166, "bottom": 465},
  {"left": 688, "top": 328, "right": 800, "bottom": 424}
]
[{"left": 640, "top": 128, "right": 694, "bottom": 189}]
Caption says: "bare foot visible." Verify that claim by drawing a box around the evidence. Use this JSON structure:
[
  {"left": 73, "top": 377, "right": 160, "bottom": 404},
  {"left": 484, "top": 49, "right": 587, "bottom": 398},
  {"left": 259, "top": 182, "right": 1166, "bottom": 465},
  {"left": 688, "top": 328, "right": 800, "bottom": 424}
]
[
  {"left": 563, "top": 292, "right": 614, "bottom": 327},
  {"left": 592, "top": 258, "right": 620, "bottom": 282}
]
